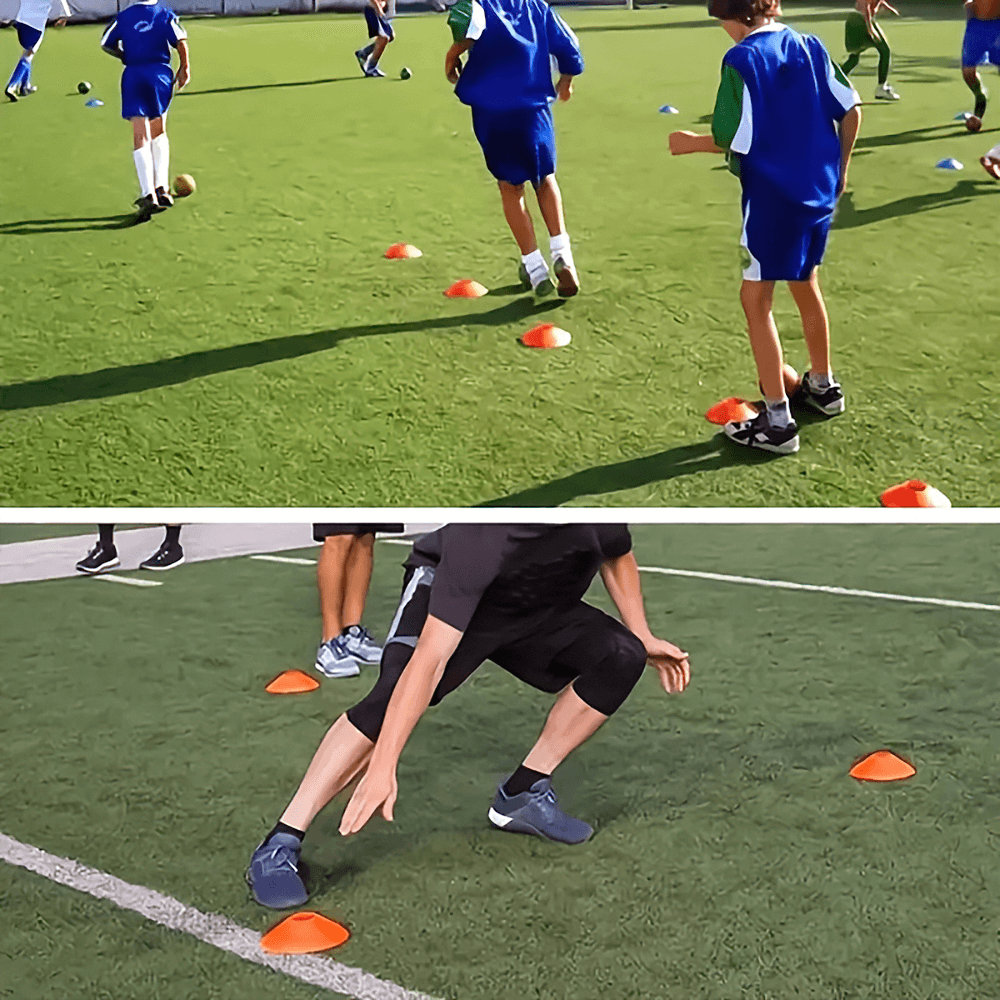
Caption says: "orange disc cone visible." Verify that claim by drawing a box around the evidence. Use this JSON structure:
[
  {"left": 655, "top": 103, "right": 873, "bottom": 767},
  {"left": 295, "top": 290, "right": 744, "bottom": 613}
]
[
  {"left": 520, "top": 323, "right": 571, "bottom": 348},
  {"left": 260, "top": 912, "right": 350, "bottom": 954},
  {"left": 444, "top": 279, "right": 488, "bottom": 298},
  {"left": 879, "top": 480, "right": 951, "bottom": 508},
  {"left": 265, "top": 670, "right": 320, "bottom": 694},
  {"left": 384, "top": 242, "right": 422, "bottom": 259},
  {"left": 849, "top": 750, "right": 916, "bottom": 782},
  {"left": 705, "top": 397, "right": 761, "bottom": 425}
]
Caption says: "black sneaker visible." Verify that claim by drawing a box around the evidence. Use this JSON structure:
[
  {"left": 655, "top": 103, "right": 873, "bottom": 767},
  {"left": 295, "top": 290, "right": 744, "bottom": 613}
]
[
  {"left": 4, "top": 84, "right": 18, "bottom": 102},
  {"left": 133, "top": 194, "right": 162, "bottom": 221},
  {"left": 76, "top": 543, "right": 120, "bottom": 574},
  {"left": 799, "top": 371, "right": 845, "bottom": 416},
  {"left": 139, "top": 542, "right": 184, "bottom": 571},
  {"left": 18, "top": 83, "right": 37, "bottom": 97},
  {"left": 723, "top": 407, "right": 800, "bottom": 455},
  {"left": 155, "top": 186, "right": 174, "bottom": 209}
]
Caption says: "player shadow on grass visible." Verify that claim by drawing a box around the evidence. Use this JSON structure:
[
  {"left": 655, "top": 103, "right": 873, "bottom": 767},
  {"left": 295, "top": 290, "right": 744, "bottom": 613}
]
[
  {"left": 0, "top": 213, "right": 142, "bottom": 234},
  {"left": 855, "top": 122, "right": 1000, "bottom": 149},
  {"left": 834, "top": 180, "right": 1000, "bottom": 229},
  {"left": 181, "top": 76, "right": 364, "bottom": 97},
  {"left": 0, "top": 298, "right": 564, "bottom": 411}
]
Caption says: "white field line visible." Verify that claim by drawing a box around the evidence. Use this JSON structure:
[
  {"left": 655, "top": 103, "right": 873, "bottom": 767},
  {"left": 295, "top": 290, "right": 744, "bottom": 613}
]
[
  {"left": 94, "top": 574, "right": 163, "bottom": 588},
  {"left": 638, "top": 566, "right": 1000, "bottom": 612},
  {"left": 251, "top": 554, "right": 317, "bottom": 566},
  {"left": 0, "top": 832, "right": 440, "bottom": 1000}
]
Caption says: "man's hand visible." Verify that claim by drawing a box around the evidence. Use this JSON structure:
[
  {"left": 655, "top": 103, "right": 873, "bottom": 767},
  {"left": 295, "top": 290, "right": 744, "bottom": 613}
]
[
  {"left": 644, "top": 637, "right": 691, "bottom": 693},
  {"left": 556, "top": 74, "right": 573, "bottom": 102},
  {"left": 339, "top": 762, "right": 398, "bottom": 836}
]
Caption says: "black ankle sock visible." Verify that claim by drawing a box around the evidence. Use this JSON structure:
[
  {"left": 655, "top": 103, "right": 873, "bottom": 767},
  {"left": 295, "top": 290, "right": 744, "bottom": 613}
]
[
  {"left": 98, "top": 524, "right": 115, "bottom": 549},
  {"left": 264, "top": 821, "right": 305, "bottom": 845},
  {"left": 164, "top": 524, "right": 181, "bottom": 547},
  {"left": 503, "top": 766, "right": 549, "bottom": 798}
]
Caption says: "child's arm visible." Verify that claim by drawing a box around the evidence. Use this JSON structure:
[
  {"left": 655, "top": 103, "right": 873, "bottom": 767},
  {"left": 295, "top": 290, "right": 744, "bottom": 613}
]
[
  {"left": 836, "top": 104, "right": 862, "bottom": 196},
  {"left": 175, "top": 38, "right": 191, "bottom": 89},
  {"left": 100, "top": 20, "right": 124, "bottom": 61},
  {"left": 669, "top": 131, "right": 724, "bottom": 155},
  {"left": 445, "top": 39, "right": 472, "bottom": 83},
  {"left": 555, "top": 74, "right": 574, "bottom": 102},
  {"left": 671, "top": 61, "right": 740, "bottom": 157}
]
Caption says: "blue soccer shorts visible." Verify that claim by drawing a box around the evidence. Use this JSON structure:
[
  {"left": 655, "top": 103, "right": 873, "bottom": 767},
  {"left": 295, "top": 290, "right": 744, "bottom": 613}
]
[
  {"left": 740, "top": 194, "right": 832, "bottom": 283},
  {"left": 470, "top": 104, "right": 557, "bottom": 187},
  {"left": 120, "top": 64, "right": 174, "bottom": 121},
  {"left": 364, "top": 6, "right": 394, "bottom": 41},
  {"left": 15, "top": 21, "right": 44, "bottom": 54},
  {"left": 962, "top": 17, "right": 1000, "bottom": 67}
]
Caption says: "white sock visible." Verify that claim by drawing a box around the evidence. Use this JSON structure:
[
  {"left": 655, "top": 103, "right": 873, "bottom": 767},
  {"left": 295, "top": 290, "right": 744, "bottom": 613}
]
[
  {"left": 133, "top": 145, "right": 154, "bottom": 198},
  {"left": 151, "top": 134, "right": 169, "bottom": 192},
  {"left": 548, "top": 231, "right": 574, "bottom": 268},
  {"left": 808, "top": 369, "right": 833, "bottom": 389},
  {"left": 987, "top": 142, "right": 1000, "bottom": 159},
  {"left": 521, "top": 249, "right": 548, "bottom": 286},
  {"left": 765, "top": 397, "right": 792, "bottom": 429}
]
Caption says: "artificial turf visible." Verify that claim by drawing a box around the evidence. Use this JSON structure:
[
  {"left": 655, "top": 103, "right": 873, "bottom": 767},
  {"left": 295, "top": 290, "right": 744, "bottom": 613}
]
[
  {"left": 1, "top": 6, "right": 998, "bottom": 506},
  {"left": 2, "top": 525, "right": 999, "bottom": 999}
]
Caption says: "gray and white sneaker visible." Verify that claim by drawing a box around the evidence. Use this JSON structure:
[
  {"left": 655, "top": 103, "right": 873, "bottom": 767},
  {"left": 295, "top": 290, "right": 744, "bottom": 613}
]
[
  {"left": 364, "top": 64, "right": 386, "bottom": 78},
  {"left": 553, "top": 255, "right": 579, "bottom": 297},
  {"left": 799, "top": 371, "right": 845, "bottom": 416},
  {"left": 341, "top": 625, "right": 383, "bottom": 665},
  {"left": 246, "top": 833, "right": 308, "bottom": 909},
  {"left": 315, "top": 636, "right": 360, "bottom": 678},
  {"left": 488, "top": 777, "right": 593, "bottom": 844},
  {"left": 723, "top": 408, "right": 800, "bottom": 455}
]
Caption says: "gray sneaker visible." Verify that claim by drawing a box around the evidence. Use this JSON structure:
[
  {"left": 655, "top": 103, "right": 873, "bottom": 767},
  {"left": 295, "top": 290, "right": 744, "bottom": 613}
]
[
  {"left": 315, "top": 636, "right": 360, "bottom": 678},
  {"left": 341, "top": 624, "right": 383, "bottom": 664},
  {"left": 488, "top": 777, "right": 593, "bottom": 844},
  {"left": 246, "top": 833, "right": 308, "bottom": 909}
]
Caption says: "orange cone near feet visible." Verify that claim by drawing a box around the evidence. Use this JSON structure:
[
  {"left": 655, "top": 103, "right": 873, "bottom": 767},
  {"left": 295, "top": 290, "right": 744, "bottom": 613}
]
[
  {"left": 260, "top": 912, "right": 350, "bottom": 954},
  {"left": 849, "top": 750, "right": 916, "bottom": 782},
  {"left": 705, "top": 397, "right": 760, "bottom": 425},
  {"left": 520, "top": 323, "right": 571, "bottom": 348},
  {"left": 444, "top": 279, "right": 488, "bottom": 298},
  {"left": 879, "top": 480, "right": 951, "bottom": 508},
  {"left": 265, "top": 670, "right": 320, "bottom": 694},
  {"left": 384, "top": 243, "right": 422, "bottom": 259}
]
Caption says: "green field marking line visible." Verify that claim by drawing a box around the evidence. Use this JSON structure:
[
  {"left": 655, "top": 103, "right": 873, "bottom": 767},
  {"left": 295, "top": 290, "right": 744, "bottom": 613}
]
[
  {"left": 93, "top": 574, "right": 164, "bottom": 588},
  {"left": 252, "top": 554, "right": 318, "bottom": 565},
  {"left": 638, "top": 566, "right": 1000, "bottom": 612},
  {"left": 0, "top": 831, "right": 442, "bottom": 1000}
]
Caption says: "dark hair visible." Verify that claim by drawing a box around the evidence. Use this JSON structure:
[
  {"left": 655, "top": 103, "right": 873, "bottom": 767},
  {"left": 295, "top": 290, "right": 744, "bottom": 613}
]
[{"left": 707, "top": 0, "right": 781, "bottom": 25}]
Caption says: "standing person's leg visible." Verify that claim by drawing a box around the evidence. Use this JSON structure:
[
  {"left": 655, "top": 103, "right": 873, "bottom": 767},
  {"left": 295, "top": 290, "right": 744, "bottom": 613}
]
[
  {"left": 76, "top": 525, "right": 119, "bottom": 574},
  {"left": 536, "top": 174, "right": 579, "bottom": 297},
  {"left": 314, "top": 528, "right": 360, "bottom": 678},
  {"left": 788, "top": 269, "right": 846, "bottom": 415},
  {"left": 140, "top": 525, "right": 184, "bottom": 571},
  {"left": 130, "top": 115, "right": 158, "bottom": 216},
  {"left": 6, "top": 24, "right": 41, "bottom": 100},
  {"left": 341, "top": 533, "right": 375, "bottom": 630},
  {"left": 961, "top": 19, "right": 990, "bottom": 130},
  {"left": 149, "top": 113, "right": 173, "bottom": 208}
]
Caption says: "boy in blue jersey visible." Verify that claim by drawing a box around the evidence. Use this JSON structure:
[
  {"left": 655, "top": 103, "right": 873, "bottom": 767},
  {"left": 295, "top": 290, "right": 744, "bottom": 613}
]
[
  {"left": 355, "top": 0, "right": 393, "bottom": 79},
  {"left": 445, "top": 0, "right": 585, "bottom": 297},
  {"left": 4, "top": 0, "right": 70, "bottom": 102},
  {"left": 101, "top": 0, "right": 191, "bottom": 220},
  {"left": 669, "top": 0, "right": 861, "bottom": 455},
  {"left": 961, "top": 0, "right": 1000, "bottom": 133}
]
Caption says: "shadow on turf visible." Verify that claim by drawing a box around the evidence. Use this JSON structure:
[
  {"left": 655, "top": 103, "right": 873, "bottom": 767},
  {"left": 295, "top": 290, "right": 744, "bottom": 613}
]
[
  {"left": 0, "top": 213, "right": 141, "bottom": 234},
  {"left": 855, "top": 122, "right": 1000, "bottom": 149},
  {"left": 181, "top": 76, "right": 363, "bottom": 96},
  {"left": 0, "top": 298, "right": 564, "bottom": 411},
  {"left": 834, "top": 179, "right": 1000, "bottom": 229}
]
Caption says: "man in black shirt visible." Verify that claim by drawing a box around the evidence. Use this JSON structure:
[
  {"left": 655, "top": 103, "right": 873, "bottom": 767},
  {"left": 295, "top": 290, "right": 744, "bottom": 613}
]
[{"left": 248, "top": 524, "right": 691, "bottom": 909}]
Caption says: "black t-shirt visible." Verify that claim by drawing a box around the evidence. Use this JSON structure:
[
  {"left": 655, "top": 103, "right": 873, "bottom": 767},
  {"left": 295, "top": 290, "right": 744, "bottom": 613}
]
[{"left": 406, "top": 524, "right": 632, "bottom": 634}]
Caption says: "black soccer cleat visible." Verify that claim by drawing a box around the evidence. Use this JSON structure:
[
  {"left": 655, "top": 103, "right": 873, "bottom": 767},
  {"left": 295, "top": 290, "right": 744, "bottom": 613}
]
[
  {"left": 154, "top": 186, "right": 174, "bottom": 209},
  {"left": 139, "top": 541, "right": 185, "bottom": 571},
  {"left": 76, "top": 543, "right": 120, "bottom": 575},
  {"left": 723, "top": 408, "right": 800, "bottom": 455}
]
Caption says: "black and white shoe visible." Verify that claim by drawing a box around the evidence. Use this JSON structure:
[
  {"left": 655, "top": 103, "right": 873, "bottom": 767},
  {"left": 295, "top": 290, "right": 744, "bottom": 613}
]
[
  {"left": 133, "top": 194, "right": 162, "bottom": 221},
  {"left": 18, "top": 83, "right": 37, "bottom": 97},
  {"left": 799, "top": 371, "right": 845, "bottom": 416},
  {"left": 154, "top": 186, "right": 174, "bottom": 209},
  {"left": 76, "top": 543, "right": 120, "bottom": 574},
  {"left": 4, "top": 84, "right": 18, "bottom": 102},
  {"left": 723, "top": 408, "right": 800, "bottom": 455},
  {"left": 139, "top": 542, "right": 185, "bottom": 571}
]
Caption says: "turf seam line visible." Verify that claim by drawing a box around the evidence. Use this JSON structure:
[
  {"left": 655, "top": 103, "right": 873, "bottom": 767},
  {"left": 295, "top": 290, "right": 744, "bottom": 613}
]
[
  {"left": 251, "top": 554, "right": 318, "bottom": 565},
  {"left": 637, "top": 567, "right": 1000, "bottom": 612},
  {"left": 0, "top": 832, "right": 441, "bottom": 1000},
  {"left": 93, "top": 574, "right": 163, "bottom": 588}
]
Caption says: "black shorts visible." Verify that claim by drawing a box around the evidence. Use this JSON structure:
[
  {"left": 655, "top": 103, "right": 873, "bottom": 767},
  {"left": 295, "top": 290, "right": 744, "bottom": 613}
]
[{"left": 312, "top": 523, "right": 405, "bottom": 542}]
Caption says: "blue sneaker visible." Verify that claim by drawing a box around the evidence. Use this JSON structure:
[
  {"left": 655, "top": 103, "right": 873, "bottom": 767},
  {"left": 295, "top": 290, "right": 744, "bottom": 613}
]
[
  {"left": 315, "top": 636, "right": 360, "bottom": 678},
  {"left": 246, "top": 833, "right": 308, "bottom": 909},
  {"left": 341, "top": 624, "right": 383, "bottom": 665},
  {"left": 488, "top": 777, "right": 593, "bottom": 844}
]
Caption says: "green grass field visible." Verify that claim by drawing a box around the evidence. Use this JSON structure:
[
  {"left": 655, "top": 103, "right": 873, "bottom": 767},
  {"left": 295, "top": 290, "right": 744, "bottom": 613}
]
[
  {"left": 1, "top": 5, "right": 999, "bottom": 507},
  {"left": 2, "top": 525, "right": 999, "bottom": 999}
]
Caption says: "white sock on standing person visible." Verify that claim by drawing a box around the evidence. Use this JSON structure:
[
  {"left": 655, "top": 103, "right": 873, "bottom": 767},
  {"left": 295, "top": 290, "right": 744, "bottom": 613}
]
[
  {"left": 549, "top": 231, "right": 574, "bottom": 268},
  {"left": 521, "top": 248, "right": 549, "bottom": 285},
  {"left": 133, "top": 145, "right": 155, "bottom": 198},
  {"left": 151, "top": 134, "right": 169, "bottom": 191},
  {"left": 765, "top": 397, "right": 793, "bottom": 428}
]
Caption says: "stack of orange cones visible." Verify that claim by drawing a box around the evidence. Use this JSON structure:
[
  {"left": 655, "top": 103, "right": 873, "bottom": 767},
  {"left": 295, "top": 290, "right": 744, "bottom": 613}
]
[
  {"left": 879, "top": 480, "right": 951, "bottom": 508},
  {"left": 444, "top": 279, "right": 488, "bottom": 298},
  {"left": 849, "top": 750, "right": 916, "bottom": 782},
  {"left": 520, "top": 323, "right": 571, "bottom": 348},
  {"left": 384, "top": 243, "right": 422, "bottom": 259},
  {"left": 265, "top": 670, "right": 320, "bottom": 694},
  {"left": 260, "top": 912, "right": 350, "bottom": 954}
]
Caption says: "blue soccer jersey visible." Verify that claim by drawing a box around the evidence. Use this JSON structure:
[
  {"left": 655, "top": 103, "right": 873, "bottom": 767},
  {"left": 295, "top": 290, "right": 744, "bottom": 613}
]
[
  {"left": 711, "top": 23, "right": 859, "bottom": 214},
  {"left": 447, "top": 0, "right": 584, "bottom": 111},
  {"left": 100, "top": 0, "right": 186, "bottom": 67}
]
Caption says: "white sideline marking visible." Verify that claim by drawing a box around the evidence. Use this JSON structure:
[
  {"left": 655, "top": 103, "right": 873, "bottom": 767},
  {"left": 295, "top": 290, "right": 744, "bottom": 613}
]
[
  {"left": 638, "top": 566, "right": 1000, "bottom": 612},
  {"left": 0, "top": 832, "right": 440, "bottom": 1000},
  {"left": 251, "top": 554, "right": 317, "bottom": 566},
  {"left": 94, "top": 574, "right": 163, "bottom": 588}
]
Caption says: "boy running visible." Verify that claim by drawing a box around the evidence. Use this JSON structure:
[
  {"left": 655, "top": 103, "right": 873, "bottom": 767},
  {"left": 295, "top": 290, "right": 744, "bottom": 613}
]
[
  {"left": 246, "top": 524, "right": 691, "bottom": 909},
  {"left": 445, "top": 0, "right": 584, "bottom": 297},
  {"left": 961, "top": 0, "right": 1000, "bottom": 133},
  {"left": 100, "top": 0, "right": 191, "bottom": 220},
  {"left": 669, "top": 0, "right": 862, "bottom": 455},
  {"left": 355, "top": 0, "right": 394, "bottom": 78},
  {"left": 841, "top": 0, "right": 901, "bottom": 102},
  {"left": 4, "top": 0, "right": 70, "bottom": 102}
]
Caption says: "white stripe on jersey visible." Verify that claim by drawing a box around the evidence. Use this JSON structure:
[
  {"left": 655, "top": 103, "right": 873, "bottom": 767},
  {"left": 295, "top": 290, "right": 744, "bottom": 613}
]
[
  {"left": 731, "top": 82, "right": 754, "bottom": 155},
  {"left": 100, "top": 18, "right": 118, "bottom": 47},
  {"left": 467, "top": 0, "right": 486, "bottom": 41},
  {"left": 825, "top": 54, "right": 860, "bottom": 112},
  {"left": 16, "top": 0, "right": 66, "bottom": 32}
]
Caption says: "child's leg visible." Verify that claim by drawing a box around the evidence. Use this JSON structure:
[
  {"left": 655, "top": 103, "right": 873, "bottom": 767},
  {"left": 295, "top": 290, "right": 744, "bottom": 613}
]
[
  {"left": 740, "top": 279, "right": 792, "bottom": 425},
  {"left": 535, "top": 174, "right": 579, "bottom": 296},
  {"left": 535, "top": 174, "right": 566, "bottom": 238},
  {"left": 500, "top": 181, "right": 551, "bottom": 291},
  {"left": 131, "top": 117, "right": 155, "bottom": 198},
  {"left": 841, "top": 52, "right": 861, "bottom": 75},
  {"left": 6, "top": 50, "right": 32, "bottom": 94},
  {"left": 368, "top": 35, "right": 389, "bottom": 68},
  {"left": 963, "top": 65, "right": 988, "bottom": 121},
  {"left": 871, "top": 21, "right": 892, "bottom": 86},
  {"left": 150, "top": 113, "right": 170, "bottom": 193},
  {"left": 787, "top": 269, "right": 832, "bottom": 379}
]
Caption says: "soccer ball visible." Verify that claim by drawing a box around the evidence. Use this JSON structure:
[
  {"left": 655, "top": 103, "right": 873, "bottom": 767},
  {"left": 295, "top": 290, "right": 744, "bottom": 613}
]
[
  {"left": 400, "top": 67, "right": 412, "bottom": 80},
  {"left": 966, "top": 115, "right": 982, "bottom": 133},
  {"left": 77, "top": 81, "right": 91, "bottom": 94},
  {"left": 174, "top": 174, "right": 196, "bottom": 198}
]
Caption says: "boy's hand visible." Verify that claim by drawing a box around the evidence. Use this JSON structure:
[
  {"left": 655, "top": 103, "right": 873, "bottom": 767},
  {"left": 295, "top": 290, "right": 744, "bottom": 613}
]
[
  {"left": 669, "top": 130, "right": 699, "bottom": 155},
  {"left": 54, "top": 17, "right": 67, "bottom": 26},
  {"left": 446, "top": 52, "right": 462, "bottom": 83},
  {"left": 175, "top": 64, "right": 190, "bottom": 90},
  {"left": 556, "top": 74, "right": 573, "bottom": 102}
]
